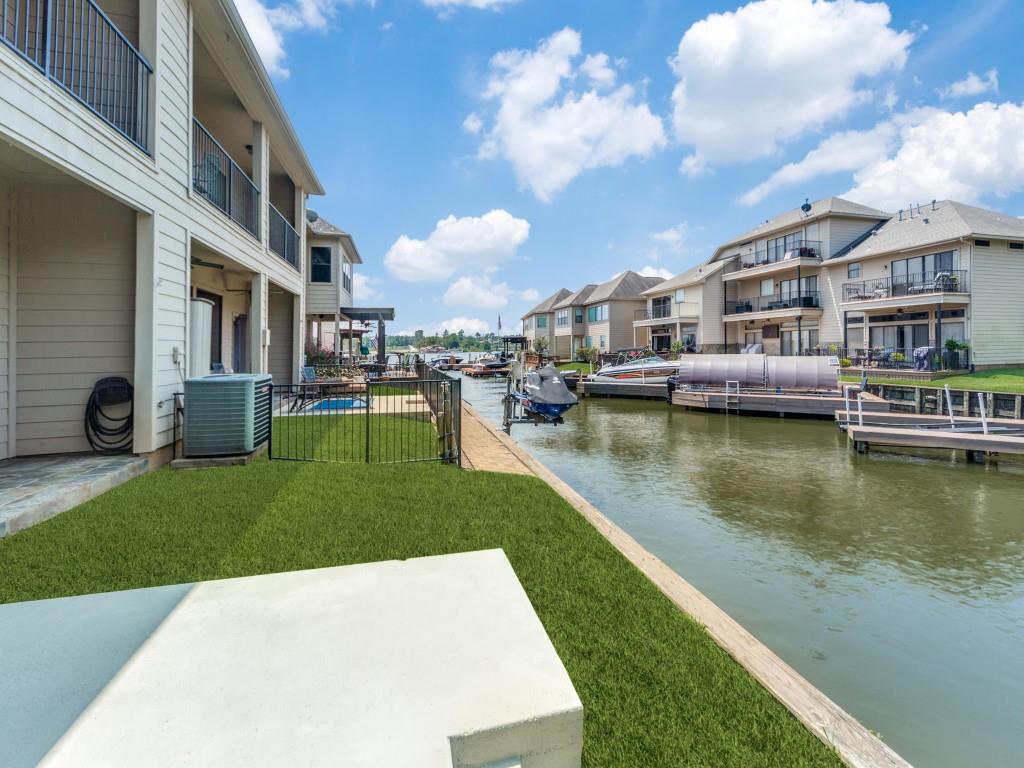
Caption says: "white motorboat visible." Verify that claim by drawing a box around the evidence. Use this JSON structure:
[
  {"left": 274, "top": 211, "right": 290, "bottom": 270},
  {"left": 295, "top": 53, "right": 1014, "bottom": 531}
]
[{"left": 591, "top": 355, "right": 682, "bottom": 384}]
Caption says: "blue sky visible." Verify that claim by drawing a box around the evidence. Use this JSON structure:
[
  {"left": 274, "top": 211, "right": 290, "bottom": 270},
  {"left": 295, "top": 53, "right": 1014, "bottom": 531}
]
[{"left": 238, "top": 0, "right": 1023, "bottom": 335}]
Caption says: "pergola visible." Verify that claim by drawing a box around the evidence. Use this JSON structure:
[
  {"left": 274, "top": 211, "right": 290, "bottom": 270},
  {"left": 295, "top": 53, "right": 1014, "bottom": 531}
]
[{"left": 339, "top": 307, "right": 396, "bottom": 364}]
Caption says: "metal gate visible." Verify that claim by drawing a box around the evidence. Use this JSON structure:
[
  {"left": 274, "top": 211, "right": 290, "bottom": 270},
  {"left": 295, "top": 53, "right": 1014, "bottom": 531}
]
[{"left": 268, "top": 375, "right": 461, "bottom": 465}]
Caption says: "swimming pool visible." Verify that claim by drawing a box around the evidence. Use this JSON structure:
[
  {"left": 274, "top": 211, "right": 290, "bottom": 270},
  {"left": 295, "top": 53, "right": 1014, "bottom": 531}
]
[{"left": 308, "top": 398, "right": 367, "bottom": 412}]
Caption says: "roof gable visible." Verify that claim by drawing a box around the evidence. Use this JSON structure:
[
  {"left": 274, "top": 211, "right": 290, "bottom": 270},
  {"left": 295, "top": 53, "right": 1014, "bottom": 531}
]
[{"left": 523, "top": 288, "right": 573, "bottom": 317}]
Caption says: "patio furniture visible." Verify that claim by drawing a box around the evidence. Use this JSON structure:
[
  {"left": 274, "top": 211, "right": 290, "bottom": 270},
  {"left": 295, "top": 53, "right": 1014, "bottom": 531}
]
[{"left": 913, "top": 346, "right": 933, "bottom": 371}]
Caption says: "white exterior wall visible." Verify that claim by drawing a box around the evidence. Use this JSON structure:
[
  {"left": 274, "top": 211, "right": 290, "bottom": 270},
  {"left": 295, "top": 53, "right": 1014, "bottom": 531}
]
[
  {"left": 0, "top": 0, "right": 312, "bottom": 456},
  {"left": 700, "top": 273, "right": 725, "bottom": 346},
  {"left": 268, "top": 289, "right": 295, "bottom": 386},
  {"left": 305, "top": 236, "right": 351, "bottom": 317},
  {"left": 969, "top": 243, "right": 1024, "bottom": 366},
  {"left": 0, "top": 181, "right": 9, "bottom": 460}
]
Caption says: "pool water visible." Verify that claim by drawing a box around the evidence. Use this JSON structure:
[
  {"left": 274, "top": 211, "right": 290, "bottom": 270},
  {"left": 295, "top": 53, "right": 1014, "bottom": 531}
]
[{"left": 308, "top": 398, "right": 367, "bottom": 412}]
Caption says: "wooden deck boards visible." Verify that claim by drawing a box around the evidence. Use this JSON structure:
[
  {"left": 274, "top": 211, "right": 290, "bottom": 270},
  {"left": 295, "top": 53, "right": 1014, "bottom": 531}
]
[
  {"left": 673, "top": 389, "right": 890, "bottom": 418},
  {"left": 846, "top": 424, "right": 1024, "bottom": 454}
]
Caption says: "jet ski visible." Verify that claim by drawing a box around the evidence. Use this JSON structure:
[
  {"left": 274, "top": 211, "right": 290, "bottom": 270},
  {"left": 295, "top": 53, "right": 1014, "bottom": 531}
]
[{"left": 507, "top": 364, "right": 578, "bottom": 424}]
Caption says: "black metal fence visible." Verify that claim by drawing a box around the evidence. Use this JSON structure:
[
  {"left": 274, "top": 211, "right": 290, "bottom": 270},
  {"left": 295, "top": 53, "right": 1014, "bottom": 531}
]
[
  {"left": 269, "top": 203, "right": 300, "bottom": 268},
  {"left": 193, "top": 118, "right": 260, "bottom": 238},
  {"left": 269, "top": 375, "right": 461, "bottom": 465}
]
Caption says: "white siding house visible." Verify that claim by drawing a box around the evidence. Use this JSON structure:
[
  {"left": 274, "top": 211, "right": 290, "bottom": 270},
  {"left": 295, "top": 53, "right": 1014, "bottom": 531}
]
[{"left": 0, "top": 0, "right": 324, "bottom": 460}]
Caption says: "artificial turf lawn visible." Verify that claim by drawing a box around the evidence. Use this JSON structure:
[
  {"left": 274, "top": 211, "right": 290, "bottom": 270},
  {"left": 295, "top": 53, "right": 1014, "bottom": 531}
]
[
  {"left": 0, "top": 461, "right": 842, "bottom": 767},
  {"left": 271, "top": 414, "right": 439, "bottom": 462},
  {"left": 556, "top": 361, "right": 595, "bottom": 373},
  {"left": 840, "top": 366, "right": 1024, "bottom": 393}
]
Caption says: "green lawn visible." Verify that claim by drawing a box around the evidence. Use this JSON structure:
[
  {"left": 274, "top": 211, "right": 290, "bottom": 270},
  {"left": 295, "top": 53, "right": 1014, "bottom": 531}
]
[
  {"left": 0, "top": 460, "right": 841, "bottom": 767},
  {"left": 556, "top": 361, "right": 594, "bottom": 373},
  {"left": 271, "top": 414, "right": 439, "bottom": 463},
  {"left": 841, "top": 367, "right": 1024, "bottom": 394}
]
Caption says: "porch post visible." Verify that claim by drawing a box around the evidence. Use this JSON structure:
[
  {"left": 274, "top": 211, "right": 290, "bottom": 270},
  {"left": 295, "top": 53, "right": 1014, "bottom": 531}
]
[
  {"left": 133, "top": 212, "right": 158, "bottom": 453},
  {"left": 252, "top": 122, "right": 269, "bottom": 247},
  {"left": 935, "top": 304, "right": 942, "bottom": 369},
  {"left": 334, "top": 313, "right": 340, "bottom": 363},
  {"left": 250, "top": 274, "right": 266, "bottom": 374},
  {"left": 797, "top": 316, "right": 803, "bottom": 355}
]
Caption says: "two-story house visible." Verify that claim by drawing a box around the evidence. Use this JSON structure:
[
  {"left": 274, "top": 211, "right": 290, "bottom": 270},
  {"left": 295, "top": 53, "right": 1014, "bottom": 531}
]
[
  {"left": 822, "top": 200, "right": 1024, "bottom": 369},
  {"left": 580, "top": 271, "right": 664, "bottom": 353},
  {"left": 1, "top": 1, "right": 322, "bottom": 462},
  {"left": 633, "top": 262, "right": 728, "bottom": 353},
  {"left": 522, "top": 288, "right": 571, "bottom": 351},
  {"left": 551, "top": 284, "right": 596, "bottom": 359},
  {"left": 711, "top": 198, "right": 890, "bottom": 355},
  {"left": 304, "top": 215, "right": 364, "bottom": 358}
]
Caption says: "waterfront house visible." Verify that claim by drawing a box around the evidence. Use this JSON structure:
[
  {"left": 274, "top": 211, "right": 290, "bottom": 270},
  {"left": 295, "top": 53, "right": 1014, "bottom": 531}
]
[
  {"left": 581, "top": 271, "right": 665, "bottom": 353},
  {"left": 522, "top": 288, "right": 571, "bottom": 352},
  {"left": 304, "top": 215, "right": 364, "bottom": 358},
  {"left": 552, "top": 284, "right": 597, "bottom": 359},
  {"left": 0, "top": 1, "right": 323, "bottom": 461},
  {"left": 633, "top": 262, "right": 728, "bottom": 353},
  {"left": 710, "top": 197, "right": 891, "bottom": 356},
  {"left": 821, "top": 200, "right": 1024, "bottom": 370}
]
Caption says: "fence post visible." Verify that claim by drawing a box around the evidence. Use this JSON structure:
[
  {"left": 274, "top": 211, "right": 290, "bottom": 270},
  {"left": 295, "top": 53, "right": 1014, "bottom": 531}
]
[
  {"left": 455, "top": 378, "right": 462, "bottom": 467},
  {"left": 365, "top": 382, "right": 372, "bottom": 464}
]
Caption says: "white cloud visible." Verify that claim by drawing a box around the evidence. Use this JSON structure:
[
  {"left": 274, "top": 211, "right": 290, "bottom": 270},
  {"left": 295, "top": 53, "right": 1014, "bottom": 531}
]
[
  {"left": 473, "top": 28, "right": 666, "bottom": 201},
  {"left": 669, "top": 0, "right": 913, "bottom": 168},
  {"left": 384, "top": 210, "right": 530, "bottom": 282},
  {"left": 744, "top": 101, "right": 1024, "bottom": 210},
  {"left": 637, "top": 265, "right": 673, "bottom": 280},
  {"left": 653, "top": 223, "right": 688, "bottom": 248},
  {"left": 462, "top": 112, "right": 483, "bottom": 135},
  {"left": 846, "top": 101, "right": 1024, "bottom": 209},
  {"left": 443, "top": 275, "right": 540, "bottom": 308},
  {"left": 434, "top": 317, "right": 492, "bottom": 335},
  {"left": 939, "top": 69, "right": 999, "bottom": 100},
  {"left": 237, "top": 0, "right": 357, "bottom": 77},
  {"left": 882, "top": 84, "right": 898, "bottom": 112},
  {"left": 423, "top": 0, "right": 518, "bottom": 11},
  {"left": 740, "top": 119, "right": 902, "bottom": 205},
  {"left": 519, "top": 288, "right": 541, "bottom": 302},
  {"left": 380, "top": 20, "right": 393, "bottom": 31},
  {"left": 353, "top": 273, "right": 383, "bottom": 302}
]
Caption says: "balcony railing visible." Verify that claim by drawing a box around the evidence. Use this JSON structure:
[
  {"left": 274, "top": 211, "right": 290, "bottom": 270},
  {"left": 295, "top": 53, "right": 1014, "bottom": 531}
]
[
  {"left": 634, "top": 302, "right": 699, "bottom": 322},
  {"left": 192, "top": 119, "right": 260, "bottom": 239},
  {"left": 2, "top": 0, "right": 152, "bottom": 151},
  {"left": 725, "top": 291, "right": 820, "bottom": 315},
  {"left": 843, "top": 270, "right": 969, "bottom": 302},
  {"left": 807, "top": 343, "right": 970, "bottom": 372},
  {"left": 730, "top": 240, "right": 822, "bottom": 271},
  {"left": 269, "top": 203, "right": 300, "bottom": 269}
]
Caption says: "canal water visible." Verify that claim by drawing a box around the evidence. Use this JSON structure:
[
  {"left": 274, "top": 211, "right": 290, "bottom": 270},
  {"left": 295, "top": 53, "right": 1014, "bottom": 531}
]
[{"left": 459, "top": 374, "right": 1024, "bottom": 768}]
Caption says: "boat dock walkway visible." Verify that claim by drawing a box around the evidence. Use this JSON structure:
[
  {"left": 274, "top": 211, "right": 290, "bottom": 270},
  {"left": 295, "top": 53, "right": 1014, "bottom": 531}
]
[
  {"left": 673, "top": 388, "right": 891, "bottom": 418},
  {"left": 836, "top": 409, "right": 1024, "bottom": 461},
  {"left": 458, "top": 403, "right": 533, "bottom": 475}
]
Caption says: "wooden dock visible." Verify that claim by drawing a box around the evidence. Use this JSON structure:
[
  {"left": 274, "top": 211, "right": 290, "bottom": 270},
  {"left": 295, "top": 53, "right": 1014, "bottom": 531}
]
[
  {"left": 673, "top": 389, "right": 891, "bottom": 418},
  {"left": 845, "top": 423, "right": 1024, "bottom": 460}
]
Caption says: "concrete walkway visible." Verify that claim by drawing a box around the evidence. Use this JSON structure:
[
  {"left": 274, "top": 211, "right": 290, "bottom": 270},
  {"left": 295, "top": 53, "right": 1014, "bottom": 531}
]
[
  {"left": 0, "top": 455, "right": 149, "bottom": 538},
  {"left": 459, "top": 404, "right": 533, "bottom": 475}
]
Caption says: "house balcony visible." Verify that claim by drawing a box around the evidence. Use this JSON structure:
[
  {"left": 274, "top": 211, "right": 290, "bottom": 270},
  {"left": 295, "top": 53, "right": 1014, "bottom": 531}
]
[
  {"left": 633, "top": 302, "right": 700, "bottom": 327},
  {"left": 192, "top": 118, "right": 260, "bottom": 240},
  {"left": 1, "top": 0, "right": 152, "bottom": 152},
  {"left": 269, "top": 203, "right": 300, "bottom": 269},
  {"left": 723, "top": 291, "right": 822, "bottom": 322},
  {"left": 724, "top": 240, "right": 823, "bottom": 280},
  {"left": 841, "top": 270, "right": 969, "bottom": 309}
]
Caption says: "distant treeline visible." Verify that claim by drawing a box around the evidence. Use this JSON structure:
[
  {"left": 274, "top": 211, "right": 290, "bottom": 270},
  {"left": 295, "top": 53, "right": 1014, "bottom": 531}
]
[{"left": 387, "top": 330, "right": 503, "bottom": 352}]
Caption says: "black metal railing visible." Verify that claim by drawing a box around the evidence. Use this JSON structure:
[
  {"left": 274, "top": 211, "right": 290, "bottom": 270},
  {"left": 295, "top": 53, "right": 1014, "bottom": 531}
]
[
  {"left": 192, "top": 118, "right": 260, "bottom": 239},
  {"left": 843, "top": 270, "right": 969, "bottom": 302},
  {"left": 2, "top": 0, "right": 152, "bottom": 151},
  {"left": 269, "top": 203, "right": 300, "bottom": 268},
  {"left": 725, "top": 291, "right": 821, "bottom": 315},
  {"left": 730, "top": 240, "right": 822, "bottom": 271},
  {"left": 808, "top": 343, "right": 970, "bottom": 371},
  {"left": 269, "top": 375, "right": 460, "bottom": 465}
]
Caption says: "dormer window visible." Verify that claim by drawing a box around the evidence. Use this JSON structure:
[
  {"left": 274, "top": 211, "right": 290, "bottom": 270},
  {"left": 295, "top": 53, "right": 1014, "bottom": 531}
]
[
  {"left": 974, "top": 239, "right": 990, "bottom": 248},
  {"left": 311, "top": 247, "right": 332, "bottom": 283}
]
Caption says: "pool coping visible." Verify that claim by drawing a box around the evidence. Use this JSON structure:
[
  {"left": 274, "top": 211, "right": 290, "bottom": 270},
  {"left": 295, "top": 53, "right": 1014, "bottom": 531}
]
[{"left": 461, "top": 402, "right": 912, "bottom": 768}]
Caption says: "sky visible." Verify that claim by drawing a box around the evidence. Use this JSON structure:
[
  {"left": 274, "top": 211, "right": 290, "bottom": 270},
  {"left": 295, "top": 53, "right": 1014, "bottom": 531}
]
[{"left": 237, "top": 0, "right": 1024, "bottom": 336}]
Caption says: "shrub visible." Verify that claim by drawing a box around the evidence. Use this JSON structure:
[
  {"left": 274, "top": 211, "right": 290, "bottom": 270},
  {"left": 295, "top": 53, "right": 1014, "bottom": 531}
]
[{"left": 840, "top": 358, "right": 852, "bottom": 368}]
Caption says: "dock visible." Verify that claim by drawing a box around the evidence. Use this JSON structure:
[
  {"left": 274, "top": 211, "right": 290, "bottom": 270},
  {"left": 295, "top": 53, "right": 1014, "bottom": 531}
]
[
  {"left": 836, "top": 409, "right": 1024, "bottom": 462},
  {"left": 672, "top": 388, "right": 891, "bottom": 418},
  {"left": 579, "top": 380, "right": 666, "bottom": 399}
]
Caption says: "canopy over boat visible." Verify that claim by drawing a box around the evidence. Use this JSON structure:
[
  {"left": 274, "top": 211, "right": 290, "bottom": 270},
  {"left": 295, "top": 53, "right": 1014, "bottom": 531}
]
[
  {"left": 766, "top": 356, "right": 838, "bottom": 390},
  {"left": 674, "top": 354, "right": 837, "bottom": 390}
]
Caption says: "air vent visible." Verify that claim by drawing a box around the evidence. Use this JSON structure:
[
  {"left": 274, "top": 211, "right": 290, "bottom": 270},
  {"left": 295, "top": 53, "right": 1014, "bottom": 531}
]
[{"left": 184, "top": 374, "right": 273, "bottom": 457}]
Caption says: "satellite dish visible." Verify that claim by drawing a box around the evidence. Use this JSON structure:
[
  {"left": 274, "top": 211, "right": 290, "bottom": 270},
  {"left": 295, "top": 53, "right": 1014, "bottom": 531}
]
[
  {"left": 306, "top": 208, "right": 320, "bottom": 223},
  {"left": 800, "top": 198, "right": 812, "bottom": 215}
]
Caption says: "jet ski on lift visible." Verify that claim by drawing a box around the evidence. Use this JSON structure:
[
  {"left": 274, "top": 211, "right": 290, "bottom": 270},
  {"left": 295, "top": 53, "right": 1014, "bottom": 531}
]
[{"left": 505, "top": 363, "right": 578, "bottom": 426}]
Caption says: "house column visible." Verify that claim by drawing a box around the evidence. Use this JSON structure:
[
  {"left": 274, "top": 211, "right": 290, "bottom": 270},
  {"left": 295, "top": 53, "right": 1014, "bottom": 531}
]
[
  {"left": 250, "top": 273, "right": 267, "bottom": 374},
  {"left": 133, "top": 212, "right": 158, "bottom": 453},
  {"left": 334, "top": 313, "right": 341, "bottom": 362},
  {"left": 252, "top": 122, "right": 269, "bottom": 248},
  {"left": 293, "top": 292, "right": 304, "bottom": 384}
]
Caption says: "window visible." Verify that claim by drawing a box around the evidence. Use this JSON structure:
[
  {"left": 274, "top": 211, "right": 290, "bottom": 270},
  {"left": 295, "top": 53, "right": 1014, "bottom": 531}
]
[
  {"left": 574, "top": 307, "right": 583, "bottom": 324},
  {"left": 599, "top": 335, "right": 605, "bottom": 350},
  {"left": 652, "top": 296, "right": 672, "bottom": 318},
  {"left": 890, "top": 250, "right": 957, "bottom": 286},
  {"left": 587, "top": 304, "right": 608, "bottom": 322},
  {"left": 310, "top": 247, "right": 332, "bottom": 283},
  {"left": 195, "top": 290, "right": 223, "bottom": 368},
  {"left": 675, "top": 288, "right": 686, "bottom": 304},
  {"left": 779, "top": 275, "right": 817, "bottom": 301},
  {"left": 536, "top": 315, "right": 548, "bottom": 329},
  {"left": 1010, "top": 242, "right": 1024, "bottom": 251},
  {"left": 974, "top": 239, "right": 990, "bottom": 248},
  {"left": 342, "top": 261, "right": 352, "bottom": 293},
  {"left": 760, "top": 278, "right": 774, "bottom": 296},
  {"left": 781, "top": 328, "right": 819, "bottom": 355},
  {"left": 848, "top": 262, "right": 861, "bottom": 279},
  {"left": 556, "top": 309, "right": 569, "bottom": 326},
  {"left": 524, "top": 317, "right": 532, "bottom": 330},
  {"left": 584, "top": 336, "right": 592, "bottom": 348}
]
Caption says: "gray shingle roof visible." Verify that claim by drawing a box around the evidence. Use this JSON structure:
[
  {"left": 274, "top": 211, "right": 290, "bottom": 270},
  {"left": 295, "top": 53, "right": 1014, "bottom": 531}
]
[
  {"left": 552, "top": 284, "right": 597, "bottom": 309},
  {"left": 523, "top": 288, "right": 573, "bottom": 318},
  {"left": 641, "top": 260, "right": 727, "bottom": 295},
  {"left": 307, "top": 214, "right": 349, "bottom": 237},
  {"left": 585, "top": 271, "right": 665, "bottom": 304},
  {"left": 833, "top": 200, "right": 1024, "bottom": 263},
  {"left": 718, "top": 196, "right": 891, "bottom": 252}
]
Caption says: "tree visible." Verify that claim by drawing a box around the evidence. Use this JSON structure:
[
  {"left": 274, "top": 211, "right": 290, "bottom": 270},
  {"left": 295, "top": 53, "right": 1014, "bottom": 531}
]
[{"left": 533, "top": 336, "right": 549, "bottom": 353}]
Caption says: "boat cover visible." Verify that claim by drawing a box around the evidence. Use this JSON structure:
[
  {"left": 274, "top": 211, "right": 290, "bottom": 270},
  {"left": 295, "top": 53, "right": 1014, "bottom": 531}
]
[
  {"left": 675, "top": 354, "right": 766, "bottom": 387},
  {"left": 524, "top": 365, "right": 578, "bottom": 405},
  {"left": 765, "top": 356, "right": 838, "bottom": 389}
]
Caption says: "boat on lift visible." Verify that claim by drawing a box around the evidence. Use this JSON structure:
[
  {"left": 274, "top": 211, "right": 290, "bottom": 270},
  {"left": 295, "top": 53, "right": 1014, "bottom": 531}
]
[
  {"left": 591, "top": 354, "right": 682, "bottom": 384},
  {"left": 506, "top": 364, "right": 578, "bottom": 424}
]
